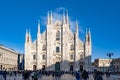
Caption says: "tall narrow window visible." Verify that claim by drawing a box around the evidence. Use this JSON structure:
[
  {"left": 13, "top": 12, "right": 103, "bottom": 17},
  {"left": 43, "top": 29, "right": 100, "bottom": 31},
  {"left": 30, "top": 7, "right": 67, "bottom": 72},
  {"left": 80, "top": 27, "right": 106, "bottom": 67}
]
[
  {"left": 42, "top": 55, "right": 45, "bottom": 60},
  {"left": 33, "top": 54, "right": 36, "bottom": 60},
  {"left": 42, "top": 45, "right": 46, "bottom": 50},
  {"left": 70, "top": 54, "right": 74, "bottom": 60},
  {"left": 56, "top": 31, "right": 60, "bottom": 40},
  {"left": 70, "top": 44, "right": 74, "bottom": 50},
  {"left": 56, "top": 47, "right": 60, "bottom": 53}
]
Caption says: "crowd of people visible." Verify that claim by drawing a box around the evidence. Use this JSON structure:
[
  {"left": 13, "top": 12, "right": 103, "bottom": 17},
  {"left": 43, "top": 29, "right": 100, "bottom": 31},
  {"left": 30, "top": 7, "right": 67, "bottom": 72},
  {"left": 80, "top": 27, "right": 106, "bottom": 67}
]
[
  {"left": 0, "top": 69, "right": 112, "bottom": 80},
  {"left": 75, "top": 69, "right": 112, "bottom": 80}
]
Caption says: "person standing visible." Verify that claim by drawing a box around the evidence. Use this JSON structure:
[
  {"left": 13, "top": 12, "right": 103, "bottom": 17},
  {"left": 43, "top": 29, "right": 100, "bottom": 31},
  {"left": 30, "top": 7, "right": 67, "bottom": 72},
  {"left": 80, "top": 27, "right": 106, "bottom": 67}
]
[
  {"left": 82, "top": 70, "right": 89, "bottom": 80},
  {"left": 75, "top": 71, "right": 81, "bottom": 80}
]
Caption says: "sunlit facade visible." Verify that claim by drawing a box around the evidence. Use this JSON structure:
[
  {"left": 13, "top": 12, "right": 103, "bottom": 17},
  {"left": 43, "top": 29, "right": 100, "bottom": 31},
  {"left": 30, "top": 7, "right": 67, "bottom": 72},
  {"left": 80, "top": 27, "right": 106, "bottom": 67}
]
[
  {"left": 25, "top": 11, "right": 92, "bottom": 71},
  {"left": 93, "top": 58, "right": 112, "bottom": 72},
  {"left": 0, "top": 45, "right": 18, "bottom": 71}
]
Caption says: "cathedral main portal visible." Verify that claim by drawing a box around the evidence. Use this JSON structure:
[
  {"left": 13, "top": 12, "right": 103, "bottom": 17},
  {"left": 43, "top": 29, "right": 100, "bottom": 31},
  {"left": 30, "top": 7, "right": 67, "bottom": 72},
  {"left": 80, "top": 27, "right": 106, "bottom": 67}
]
[{"left": 55, "top": 62, "right": 60, "bottom": 71}]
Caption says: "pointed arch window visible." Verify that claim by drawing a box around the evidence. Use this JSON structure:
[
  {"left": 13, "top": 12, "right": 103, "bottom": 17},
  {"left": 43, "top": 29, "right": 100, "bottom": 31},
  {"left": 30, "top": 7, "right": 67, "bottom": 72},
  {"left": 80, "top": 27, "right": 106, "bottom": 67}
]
[
  {"left": 56, "top": 31, "right": 60, "bottom": 40},
  {"left": 33, "top": 54, "right": 36, "bottom": 60},
  {"left": 42, "top": 45, "right": 46, "bottom": 51},
  {"left": 56, "top": 46, "right": 60, "bottom": 53},
  {"left": 70, "top": 44, "right": 74, "bottom": 50}
]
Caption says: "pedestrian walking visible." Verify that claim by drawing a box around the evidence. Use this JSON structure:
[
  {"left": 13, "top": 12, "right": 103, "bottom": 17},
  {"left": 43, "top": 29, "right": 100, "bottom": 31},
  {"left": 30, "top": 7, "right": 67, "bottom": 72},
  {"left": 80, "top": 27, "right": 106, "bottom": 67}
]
[
  {"left": 106, "top": 70, "right": 111, "bottom": 78},
  {"left": 93, "top": 71, "right": 103, "bottom": 80}
]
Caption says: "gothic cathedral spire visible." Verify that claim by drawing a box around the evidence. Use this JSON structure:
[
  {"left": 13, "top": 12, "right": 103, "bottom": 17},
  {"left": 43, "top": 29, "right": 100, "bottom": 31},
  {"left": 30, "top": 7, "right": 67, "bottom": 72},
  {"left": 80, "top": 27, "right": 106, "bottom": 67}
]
[
  {"left": 47, "top": 11, "right": 50, "bottom": 24},
  {"left": 85, "top": 28, "right": 92, "bottom": 66},
  {"left": 66, "top": 10, "right": 69, "bottom": 24},
  {"left": 85, "top": 28, "right": 91, "bottom": 44},
  {"left": 28, "top": 29, "right": 32, "bottom": 43},
  {"left": 47, "top": 11, "right": 53, "bottom": 25},
  {"left": 37, "top": 20, "right": 41, "bottom": 37},
  {"left": 76, "top": 20, "right": 78, "bottom": 34},
  {"left": 62, "top": 10, "right": 66, "bottom": 24},
  {"left": 50, "top": 11, "right": 53, "bottom": 24},
  {"left": 25, "top": 28, "right": 32, "bottom": 43},
  {"left": 25, "top": 29, "right": 29, "bottom": 42}
]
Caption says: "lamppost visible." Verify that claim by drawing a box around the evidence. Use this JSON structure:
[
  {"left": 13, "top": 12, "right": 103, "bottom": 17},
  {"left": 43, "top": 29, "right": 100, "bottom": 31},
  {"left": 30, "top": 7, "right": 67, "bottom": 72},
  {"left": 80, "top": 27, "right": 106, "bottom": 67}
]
[
  {"left": 107, "top": 53, "right": 113, "bottom": 72},
  {"left": 103, "top": 62, "right": 105, "bottom": 73}
]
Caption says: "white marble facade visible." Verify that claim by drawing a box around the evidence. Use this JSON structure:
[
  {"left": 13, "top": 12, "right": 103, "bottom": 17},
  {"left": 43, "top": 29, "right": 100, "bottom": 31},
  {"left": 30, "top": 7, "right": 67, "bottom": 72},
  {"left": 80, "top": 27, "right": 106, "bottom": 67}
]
[{"left": 25, "top": 11, "right": 92, "bottom": 71}]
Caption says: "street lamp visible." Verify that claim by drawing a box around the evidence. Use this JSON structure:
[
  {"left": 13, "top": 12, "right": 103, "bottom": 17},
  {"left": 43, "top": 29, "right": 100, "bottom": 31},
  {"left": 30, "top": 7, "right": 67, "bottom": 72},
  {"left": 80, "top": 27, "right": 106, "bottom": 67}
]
[
  {"left": 103, "top": 62, "right": 105, "bottom": 73},
  {"left": 107, "top": 53, "right": 113, "bottom": 59},
  {"left": 107, "top": 53, "right": 113, "bottom": 71}
]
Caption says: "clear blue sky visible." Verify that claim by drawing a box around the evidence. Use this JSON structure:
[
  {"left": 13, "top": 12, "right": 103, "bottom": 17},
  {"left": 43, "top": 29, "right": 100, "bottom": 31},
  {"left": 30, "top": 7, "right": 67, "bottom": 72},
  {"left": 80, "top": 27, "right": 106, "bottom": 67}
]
[{"left": 0, "top": 0, "right": 120, "bottom": 62}]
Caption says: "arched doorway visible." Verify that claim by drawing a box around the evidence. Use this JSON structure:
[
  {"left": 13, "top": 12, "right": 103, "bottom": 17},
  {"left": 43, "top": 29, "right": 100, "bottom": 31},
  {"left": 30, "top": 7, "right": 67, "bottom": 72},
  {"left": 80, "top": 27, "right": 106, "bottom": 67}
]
[
  {"left": 79, "top": 65, "right": 83, "bottom": 72},
  {"left": 42, "top": 65, "right": 46, "bottom": 70},
  {"left": 70, "top": 65, "right": 73, "bottom": 71},
  {"left": 55, "top": 62, "right": 60, "bottom": 71},
  {"left": 33, "top": 65, "right": 36, "bottom": 71}
]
